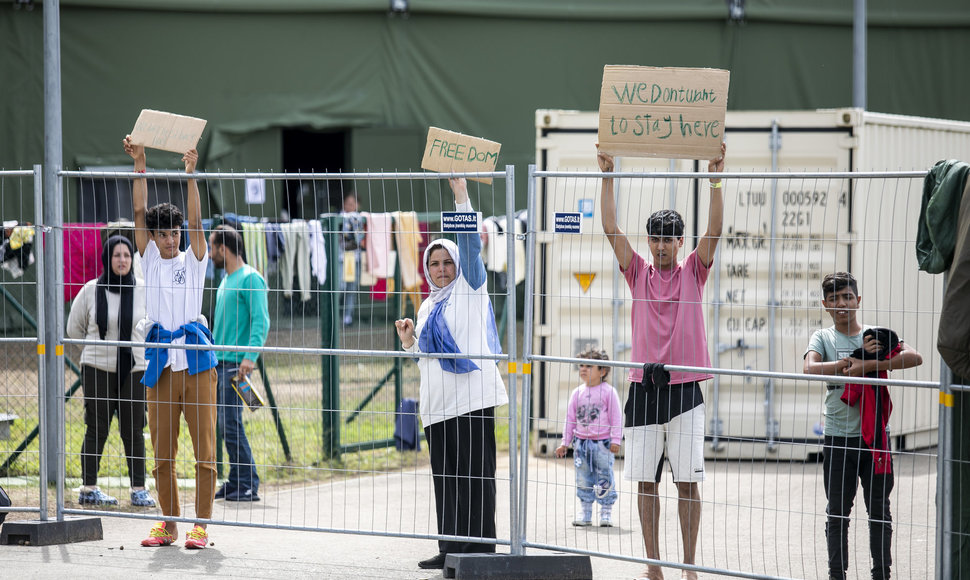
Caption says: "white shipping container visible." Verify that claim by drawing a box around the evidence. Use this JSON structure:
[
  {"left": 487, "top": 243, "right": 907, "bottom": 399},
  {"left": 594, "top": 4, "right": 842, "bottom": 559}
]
[{"left": 532, "top": 108, "right": 970, "bottom": 459}]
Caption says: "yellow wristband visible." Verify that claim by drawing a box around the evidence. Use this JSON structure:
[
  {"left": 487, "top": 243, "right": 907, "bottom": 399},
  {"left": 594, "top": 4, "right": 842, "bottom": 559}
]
[{"left": 710, "top": 181, "right": 722, "bottom": 188}]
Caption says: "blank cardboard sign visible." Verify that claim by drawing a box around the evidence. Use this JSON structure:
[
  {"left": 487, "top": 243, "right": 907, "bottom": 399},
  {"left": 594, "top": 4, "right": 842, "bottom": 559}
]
[
  {"left": 598, "top": 65, "right": 730, "bottom": 160},
  {"left": 129, "top": 109, "right": 207, "bottom": 154},
  {"left": 421, "top": 127, "right": 501, "bottom": 184}
]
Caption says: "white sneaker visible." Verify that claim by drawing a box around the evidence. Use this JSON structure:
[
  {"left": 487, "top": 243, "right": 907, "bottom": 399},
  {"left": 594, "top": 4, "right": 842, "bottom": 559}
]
[
  {"left": 599, "top": 506, "right": 613, "bottom": 527},
  {"left": 572, "top": 505, "right": 593, "bottom": 526}
]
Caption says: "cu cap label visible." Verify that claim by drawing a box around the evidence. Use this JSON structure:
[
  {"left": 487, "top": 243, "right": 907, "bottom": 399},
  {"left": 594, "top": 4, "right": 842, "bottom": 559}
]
[
  {"left": 441, "top": 211, "right": 481, "bottom": 233},
  {"left": 554, "top": 212, "right": 582, "bottom": 234}
]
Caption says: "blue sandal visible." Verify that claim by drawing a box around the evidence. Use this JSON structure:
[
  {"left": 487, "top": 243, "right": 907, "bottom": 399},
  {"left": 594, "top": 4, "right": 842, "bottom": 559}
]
[
  {"left": 78, "top": 488, "right": 118, "bottom": 506},
  {"left": 130, "top": 489, "right": 156, "bottom": 507}
]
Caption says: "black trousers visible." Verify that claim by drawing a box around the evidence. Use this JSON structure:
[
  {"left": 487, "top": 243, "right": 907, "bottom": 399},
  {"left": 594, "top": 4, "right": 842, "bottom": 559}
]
[
  {"left": 80, "top": 365, "right": 147, "bottom": 487},
  {"left": 823, "top": 435, "right": 894, "bottom": 580},
  {"left": 424, "top": 407, "right": 497, "bottom": 555}
]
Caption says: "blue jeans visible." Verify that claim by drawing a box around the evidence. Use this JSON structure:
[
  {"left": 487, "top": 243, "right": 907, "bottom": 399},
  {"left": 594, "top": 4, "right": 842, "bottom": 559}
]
[
  {"left": 340, "top": 250, "right": 361, "bottom": 324},
  {"left": 217, "top": 363, "right": 259, "bottom": 494},
  {"left": 573, "top": 438, "right": 617, "bottom": 506}
]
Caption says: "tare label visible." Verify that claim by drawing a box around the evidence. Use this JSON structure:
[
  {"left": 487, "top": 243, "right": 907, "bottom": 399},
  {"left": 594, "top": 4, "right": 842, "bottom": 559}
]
[
  {"left": 441, "top": 211, "right": 481, "bottom": 232},
  {"left": 554, "top": 212, "right": 582, "bottom": 234}
]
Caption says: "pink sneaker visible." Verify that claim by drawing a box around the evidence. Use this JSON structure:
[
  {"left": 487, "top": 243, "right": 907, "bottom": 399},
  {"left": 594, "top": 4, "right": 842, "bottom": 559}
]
[
  {"left": 140, "top": 522, "right": 175, "bottom": 547},
  {"left": 184, "top": 525, "right": 209, "bottom": 549}
]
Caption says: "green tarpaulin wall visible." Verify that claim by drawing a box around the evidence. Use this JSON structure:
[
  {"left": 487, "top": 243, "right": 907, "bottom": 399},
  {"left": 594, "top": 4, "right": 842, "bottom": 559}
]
[{"left": 3, "top": 0, "right": 969, "bottom": 214}]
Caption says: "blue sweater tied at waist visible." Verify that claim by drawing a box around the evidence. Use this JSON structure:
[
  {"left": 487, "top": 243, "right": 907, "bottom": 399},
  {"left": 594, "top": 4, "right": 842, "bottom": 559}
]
[{"left": 142, "top": 321, "right": 218, "bottom": 387}]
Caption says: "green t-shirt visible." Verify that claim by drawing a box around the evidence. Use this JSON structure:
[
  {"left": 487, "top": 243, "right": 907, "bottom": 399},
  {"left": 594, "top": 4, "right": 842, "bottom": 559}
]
[
  {"left": 805, "top": 325, "right": 871, "bottom": 437},
  {"left": 213, "top": 265, "right": 270, "bottom": 364}
]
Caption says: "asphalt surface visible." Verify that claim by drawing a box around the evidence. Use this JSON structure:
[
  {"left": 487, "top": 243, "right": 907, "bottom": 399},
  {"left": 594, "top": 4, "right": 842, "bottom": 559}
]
[{"left": 0, "top": 450, "right": 937, "bottom": 579}]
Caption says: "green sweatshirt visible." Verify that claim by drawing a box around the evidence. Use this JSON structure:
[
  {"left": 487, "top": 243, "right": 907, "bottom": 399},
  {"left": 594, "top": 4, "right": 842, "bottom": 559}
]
[{"left": 213, "top": 265, "right": 270, "bottom": 363}]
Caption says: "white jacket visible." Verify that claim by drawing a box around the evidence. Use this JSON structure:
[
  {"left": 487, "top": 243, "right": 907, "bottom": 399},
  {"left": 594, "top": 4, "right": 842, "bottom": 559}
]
[
  {"left": 405, "top": 274, "right": 508, "bottom": 427},
  {"left": 66, "top": 278, "right": 148, "bottom": 373}
]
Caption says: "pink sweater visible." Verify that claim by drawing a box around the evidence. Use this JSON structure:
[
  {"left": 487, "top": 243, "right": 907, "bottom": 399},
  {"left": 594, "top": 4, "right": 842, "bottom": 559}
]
[{"left": 560, "top": 382, "right": 623, "bottom": 446}]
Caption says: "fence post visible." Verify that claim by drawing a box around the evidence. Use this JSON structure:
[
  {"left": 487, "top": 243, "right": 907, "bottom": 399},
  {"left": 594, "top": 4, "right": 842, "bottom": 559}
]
[
  {"left": 517, "top": 165, "right": 538, "bottom": 553},
  {"left": 320, "top": 215, "right": 341, "bottom": 460},
  {"left": 502, "top": 166, "right": 522, "bottom": 556},
  {"left": 33, "top": 164, "right": 48, "bottom": 521}
]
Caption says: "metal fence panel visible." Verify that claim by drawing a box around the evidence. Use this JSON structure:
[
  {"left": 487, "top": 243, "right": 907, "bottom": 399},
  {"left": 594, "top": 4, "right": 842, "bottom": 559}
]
[
  {"left": 56, "top": 167, "right": 519, "bottom": 556},
  {"left": 524, "top": 168, "right": 939, "bottom": 579},
  {"left": 0, "top": 167, "right": 46, "bottom": 519}
]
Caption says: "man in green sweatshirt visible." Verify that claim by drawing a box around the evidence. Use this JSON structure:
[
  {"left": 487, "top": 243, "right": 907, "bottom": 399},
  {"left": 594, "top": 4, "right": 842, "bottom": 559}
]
[{"left": 209, "top": 225, "right": 270, "bottom": 502}]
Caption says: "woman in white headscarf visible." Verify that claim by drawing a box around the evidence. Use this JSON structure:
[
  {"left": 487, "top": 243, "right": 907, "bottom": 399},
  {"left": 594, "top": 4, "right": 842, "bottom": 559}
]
[{"left": 395, "top": 178, "right": 508, "bottom": 570}]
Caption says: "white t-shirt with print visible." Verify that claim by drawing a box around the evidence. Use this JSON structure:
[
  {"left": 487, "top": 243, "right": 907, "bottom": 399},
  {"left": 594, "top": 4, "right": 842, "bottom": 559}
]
[{"left": 140, "top": 239, "right": 209, "bottom": 373}]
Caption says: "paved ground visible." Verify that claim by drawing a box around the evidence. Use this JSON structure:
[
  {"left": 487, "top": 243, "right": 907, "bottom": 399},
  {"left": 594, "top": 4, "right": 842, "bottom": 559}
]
[{"left": 0, "top": 449, "right": 937, "bottom": 579}]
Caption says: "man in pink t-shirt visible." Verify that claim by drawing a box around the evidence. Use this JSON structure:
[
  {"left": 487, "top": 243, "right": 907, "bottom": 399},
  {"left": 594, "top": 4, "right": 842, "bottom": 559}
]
[{"left": 598, "top": 142, "right": 725, "bottom": 580}]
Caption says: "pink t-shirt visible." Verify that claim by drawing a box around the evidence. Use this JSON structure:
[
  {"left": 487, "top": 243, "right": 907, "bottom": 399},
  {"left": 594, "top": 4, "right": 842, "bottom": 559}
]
[
  {"left": 560, "top": 381, "right": 623, "bottom": 446},
  {"left": 623, "top": 248, "right": 713, "bottom": 385}
]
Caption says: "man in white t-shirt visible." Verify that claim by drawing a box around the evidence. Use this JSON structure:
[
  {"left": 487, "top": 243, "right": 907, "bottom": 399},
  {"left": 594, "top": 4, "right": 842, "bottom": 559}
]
[{"left": 123, "top": 135, "right": 218, "bottom": 550}]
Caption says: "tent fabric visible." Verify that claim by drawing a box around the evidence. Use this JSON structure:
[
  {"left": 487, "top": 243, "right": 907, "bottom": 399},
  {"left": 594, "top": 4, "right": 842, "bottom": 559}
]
[
  {"left": 51, "top": 0, "right": 970, "bottom": 26},
  {"left": 1, "top": 1, "right": 969, "bottom": 218}
]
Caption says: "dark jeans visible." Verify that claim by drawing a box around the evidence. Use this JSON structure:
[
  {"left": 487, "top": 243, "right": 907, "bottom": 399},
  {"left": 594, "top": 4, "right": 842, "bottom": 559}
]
[
  {"left": 424, "top": 408, "right": 497, "bottom": 555},
  {"left": 823, "top": 435, "right": 894, "bottom": 580},
  {"left": 216, "top": 363, "right": 260, "bottom": 494},
  {"left": 80, "top": 365, "right": 146, "bottom": 487}
]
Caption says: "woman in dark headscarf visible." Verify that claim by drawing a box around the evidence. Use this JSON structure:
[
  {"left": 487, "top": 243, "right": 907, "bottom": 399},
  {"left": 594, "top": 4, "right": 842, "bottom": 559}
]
[
  {"left": 395, "top": 178, "right": 508, "bottom": 570},
  {"left": 66, "top": 235, "right": 153, "bottom": 507}
]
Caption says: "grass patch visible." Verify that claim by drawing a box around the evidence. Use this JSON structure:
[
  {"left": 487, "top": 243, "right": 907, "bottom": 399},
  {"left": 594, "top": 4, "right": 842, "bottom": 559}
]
[{"left": 2, "top": 356, "right": 513, "bottom": 495}]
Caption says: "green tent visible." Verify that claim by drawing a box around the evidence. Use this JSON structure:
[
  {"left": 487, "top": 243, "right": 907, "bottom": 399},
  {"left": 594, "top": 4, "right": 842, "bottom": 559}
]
[{"left": 2, "top": 0, "right": 969, "bottom": 214}]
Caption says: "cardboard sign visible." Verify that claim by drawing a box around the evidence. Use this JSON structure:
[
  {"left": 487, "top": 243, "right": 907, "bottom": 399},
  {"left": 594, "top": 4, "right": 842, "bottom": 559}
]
[
  {"left": 129, "top": 109, "right": 207, "bottom": 154},
  {"left": 598, "top": 65, "right": 730, "bottom": 160},
  {"left": 421, "top": 127, "right": 501, "bottom": 184}
]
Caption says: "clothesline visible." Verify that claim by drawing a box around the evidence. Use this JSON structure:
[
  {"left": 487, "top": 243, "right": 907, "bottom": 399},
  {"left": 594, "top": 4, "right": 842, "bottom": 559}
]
[{"left": 60, "top": 210, "right": 526, "bottom": 303}]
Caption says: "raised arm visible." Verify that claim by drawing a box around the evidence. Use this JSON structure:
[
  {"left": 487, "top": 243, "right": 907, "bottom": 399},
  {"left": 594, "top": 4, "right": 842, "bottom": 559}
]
[
  {"left": 183, "top": 149, "right": 206, "bottom": 261},
  {"left": 597, "top": 146, "right": 634, "bottom": 271},
  {"left": 448, "top": 178, "right": 487, "bottom": 290},
  {"left": 696, "top": 141, "right": 726, "bottom": 268},
  {"left": 123, "top": 135, "right": 148, "bottom": 256}
]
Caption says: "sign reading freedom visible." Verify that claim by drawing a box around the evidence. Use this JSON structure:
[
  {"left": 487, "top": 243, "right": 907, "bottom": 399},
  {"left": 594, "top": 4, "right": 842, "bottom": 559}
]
[
  {"left": 421, "top": 127, "right": 501, "bottom": 184},
  {"left": 129, "top": 109, "right": 207, "bottom": 154},
  {"left": 598, "top": 65, "right": 730, "bottom": 160}
]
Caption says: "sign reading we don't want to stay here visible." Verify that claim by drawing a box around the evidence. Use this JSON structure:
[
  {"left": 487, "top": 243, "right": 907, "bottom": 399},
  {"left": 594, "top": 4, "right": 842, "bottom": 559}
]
[
  {"left": 129, "top": 109, "right": 207, "bottom": 154},
  {"left": 421, "top": 127, "right": 501, "bottom": 184},
  {"left": 598, "top": 65, "right": 730, "bottom": 160}
]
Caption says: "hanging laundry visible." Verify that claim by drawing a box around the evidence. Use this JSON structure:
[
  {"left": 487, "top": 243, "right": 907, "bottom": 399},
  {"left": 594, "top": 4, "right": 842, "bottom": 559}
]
[
  {"left": 482, "top": 216, "right": 505, "bottom": 272},
  {"left": 308, "top": 219, "right": 328, "bottom": 285},
  {"left": 1, "top": 224, "right": 36, "bottom": 279},
  {"left": 264, "top": 222, "right": 285, "bottom": 267},
  {"left": 241, "top": 222, "right": 269, "bottom": 276},
  {"left": 363, "top": 212, "right": 393, "bottom": 279},
  {"left": 280, "top": 220, "right": 312, "bottom": 302},
  {"left": 498, "top": 215, "right": 527, "bottom": 286},
  {"left": 359, "top": 252, "right": 377, "bottom": 287},
  {"left": 63, "top": 223, "right": 105, "bottom": 301},
  {"left": 393, "top": 211, "right": 423, "bottom": 290}
]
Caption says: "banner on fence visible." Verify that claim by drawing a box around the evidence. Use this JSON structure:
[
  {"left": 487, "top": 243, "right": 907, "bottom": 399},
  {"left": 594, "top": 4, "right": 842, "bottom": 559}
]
[
  {"left": 421, "top": 127, "right": 501, "bottom": 184},
  {"left": 129, "top": 109, "right": 207, "bottom": 154},
  {"left": 598, "top": 65, "right": 729, "bottom": 160}
]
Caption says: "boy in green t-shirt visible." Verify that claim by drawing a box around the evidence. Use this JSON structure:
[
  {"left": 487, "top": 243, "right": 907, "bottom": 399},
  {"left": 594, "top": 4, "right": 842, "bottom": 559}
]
[{"left": 803, "top": 272, "right": 923, "bottom": 580}]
